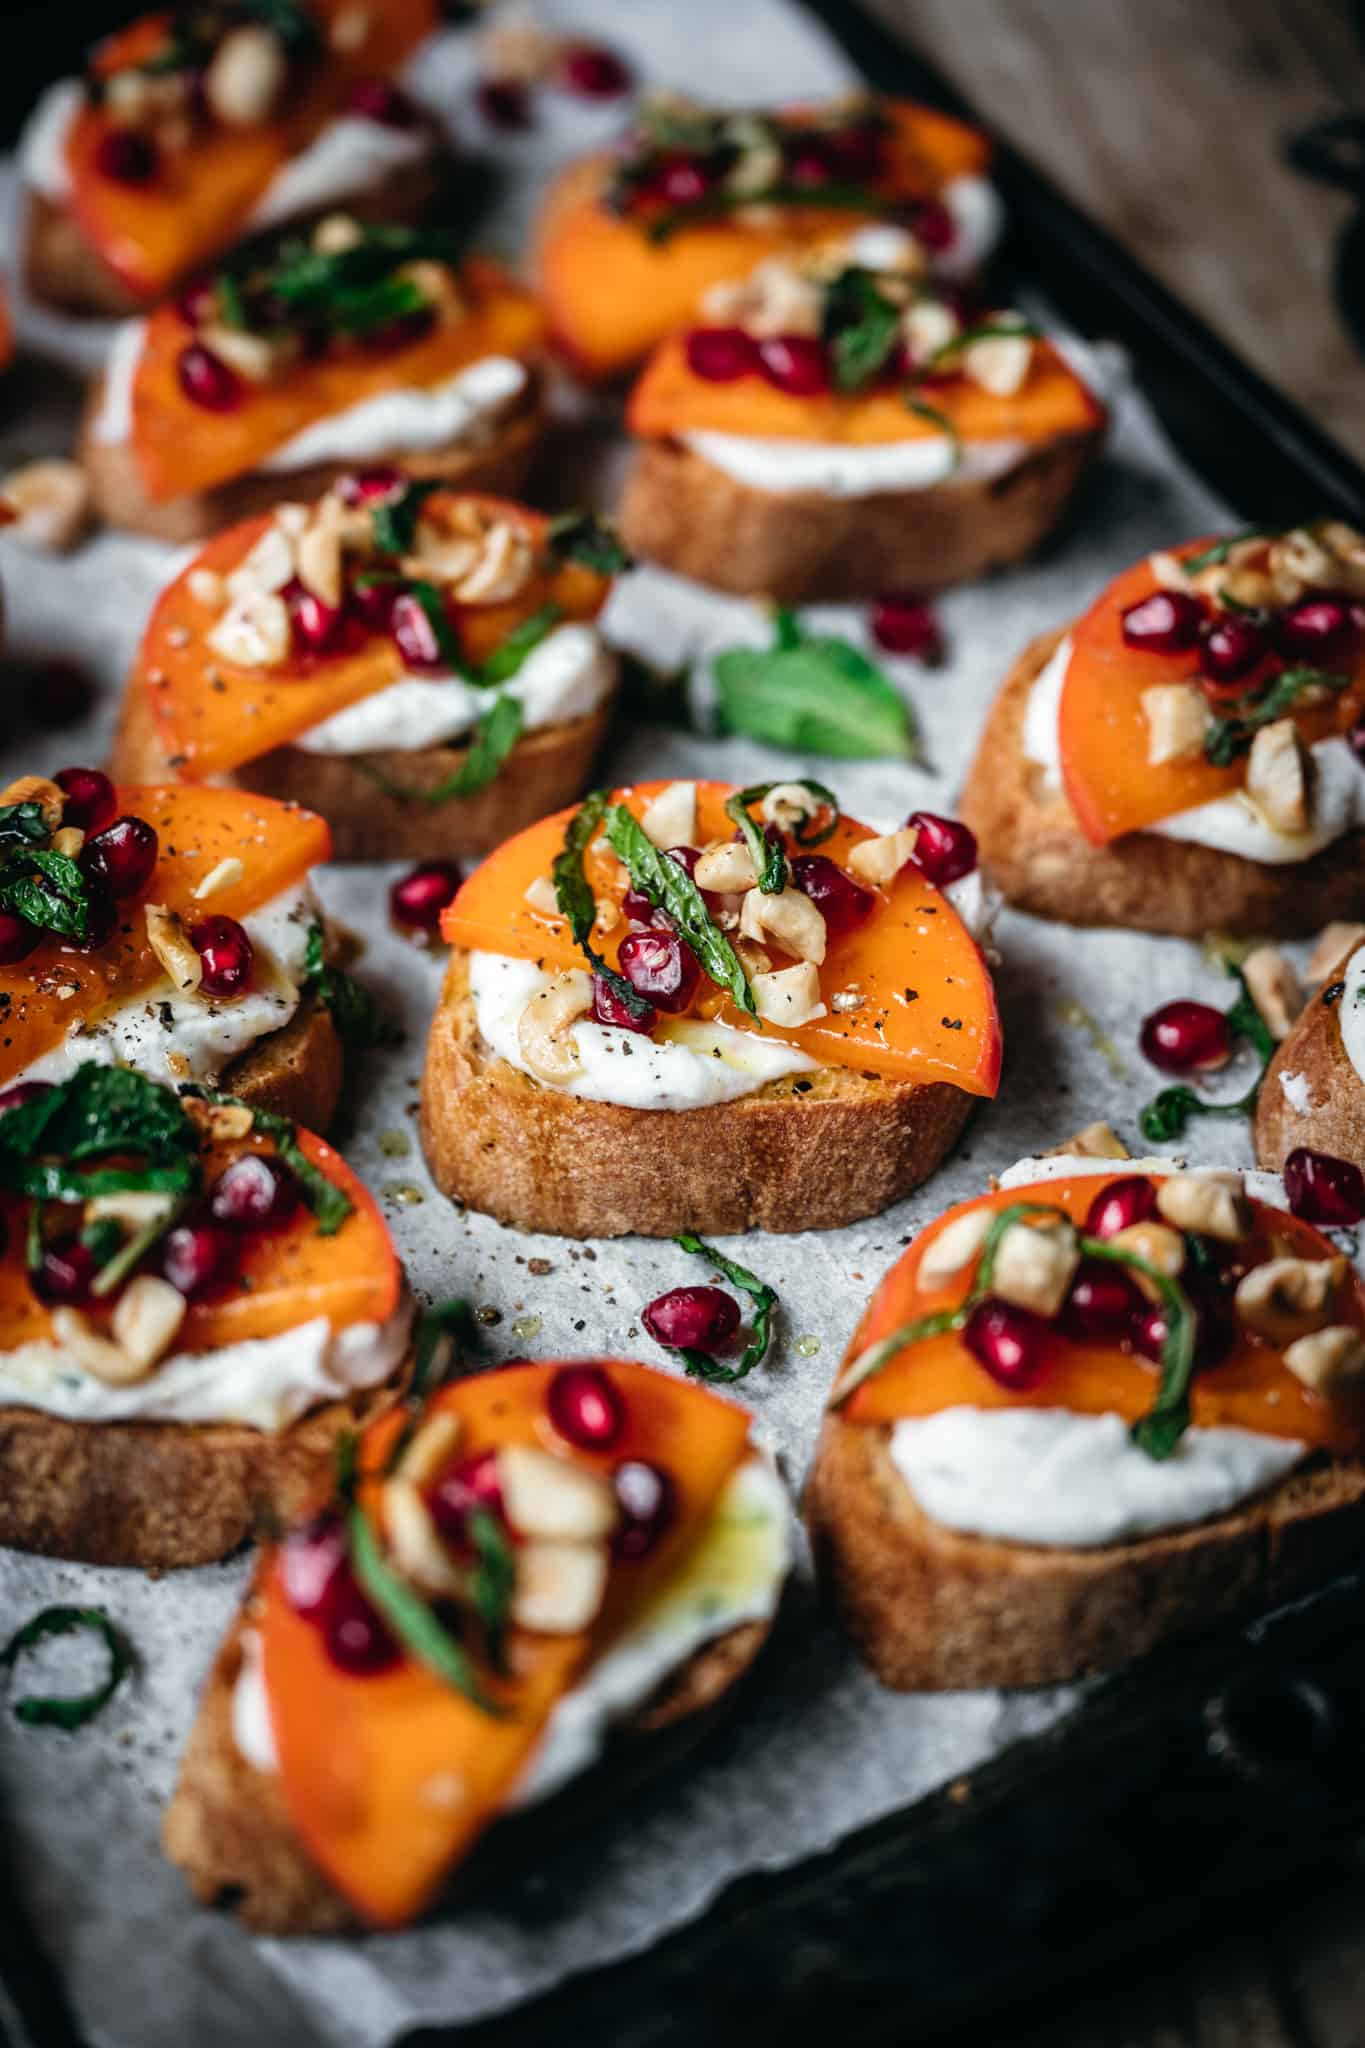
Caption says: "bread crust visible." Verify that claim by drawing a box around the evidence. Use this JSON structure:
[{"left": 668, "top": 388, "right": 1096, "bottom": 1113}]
[
  {"left": 110, "top": 652, "right": 616, "bottom": 863},
  {"left": 163, "top": 1602, "right": 770, "bottom": 1932},
  {"left": 805, "top": 1412, "right": 1365, "bottom": 1689},
  {"left": 960, "top": 629, "right": 1365, "bottom": 936},
  {"left": 419, "top": 951, "right": 976, "bottom": 1238},
  {"left": 616, "top": 427, "right": 1102, "bottom": 602},
  {"left": 221, "top": 988, "right": 343, "bottom": 1131},
  {"left": 1255, "top": 944, "right": 1365, "bottom": 1170}
]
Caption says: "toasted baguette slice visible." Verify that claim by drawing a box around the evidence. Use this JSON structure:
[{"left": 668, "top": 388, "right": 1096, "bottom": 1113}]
[
  {"left": 1255, "top": 943, "right": 1365, "bottom": 1171},
  {"left": 616, "top": 427, "right": 1101, "bottom": 603},
  {"left": 222, "top": 987, "right": 343, "bottom": 1131},
  {"left": 109, "top": 650, "right": 614, "bottom": 864},
  {"left": 82, "top": 374, "right": 545, "bottom": 546},
  {"left": 805, "top": 1412, "right": 1365, "bottom": 1689},
  {"left": 419, "top": 950, "right": 974, "bottom": 1238},
  {"left": 164, "top": 1601, "right": 770, "bottom": 1932},
  {"left": 961, "top": 629, "right": 1365, "bottom": 937}
]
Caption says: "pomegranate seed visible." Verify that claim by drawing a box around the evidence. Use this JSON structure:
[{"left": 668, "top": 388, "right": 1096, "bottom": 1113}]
[
  {"left": 175, "top": 276, "right": 218, "bottom": 327},
  {"left": 1283, "top": 1147, "right": 1365, "bottom": 1226},
  {"left": 477, "top": 76, "right": 531, "bottom": 129},
  {"left": 1276, "top": 596, "right": 1356, "bottom": 661},
  {"left": 871, "top": 594, "right": 941, "bottom": 660},
  {"left": 1131, "top": 1304, "right": 1169, "bottom": 1361},
  {"left": 427, "top": 1449, "right": 505, "bottom": 1548},
  {"left": 787, "top": 144, "right": 835, "bottom": 186},
  {"left": 0, "top": 913, "right": 38, "bottom": 966},
  {"left": 0, "top": 1080, "right": 53, "bottom": 1116},
  {"left": 33, "top": 1236, "right": 100, "bottom": 1307},
  {"left": 69, "top": 887, "right": 117, "bottom": 954},
  {"left": 349, "top": 579, "right": 397, "bottom": 631},
  {"left": 1061, "top": 1258, "right": 1145, "bottom": 1343},
  {"left": 287, "top": 580, "right": 345, "bottom": 654},
  {"left": 757, "top": 334, "right": 830, "bottom": 396},
  {"left": 339, "top": 466, "right": 405, "bottom": 505},
  {"left": 161, "top": 1222, "right": 239, "bottom": 1301},
  {"left": 618, "top": 928, "right": 700, "bottom": 1012},
  {"left": 593, "top": 975, "right": 657, "bottom": 1032},
  {"left": 1140, "top": 999, "right": 1232, "bottom": 1074},
  {"left": 210, "top": 1153, "right": 299, "bottom": 1230},
  {"left": 279, "top": 1513, "right": 348, "bottom": 1620},
  {"left": 390, "top": 859, "right": 461, "bottom": 930},
  {"left": 390, "top": 590, "right": 453, "bottom": 671},
  {"left": 191, "top": 915, "right": 253, "bottom": 997},
  {"left": 823, "top": 124, "right": 886, "bottom": 181},
  {"left": 907, "top": 812, "right": 978, "bottom": 888},
  {"left": 176, "top": 342, "right": 244, "bottom": 413},
  {"left": 1120, "top": 590, "right": 1205, "bottom": 653},
  {"left": 652, "top": 156, "right": 712, "bottom": 206},
  {"left": 1200, "top": 617, "right": 1266, "bottom": 686},
  {"left": 82, "top": 816, "right": 158, "bottom": 900},
  {"left": 912, "top": 196, "right": 955, "bottom": 251},
  {"left": 348, "top": 76, "right": 418, "bottom": 127},
  {"left": 55, "top": 767, "right": 116, "bottom": 833},
  {"left": 1085, "top": 1174, "right": 1159, "bottom": 1240},
  {"left": 791, "top": 854, "right": 874, "bottom": 934},
  {"left": 664, "top": 844, "right": 701, "bottom": 880},
  {"left": 560, "top": 43, "right": 632, "bottom": 97},
  {"left": 622, "top": 886, "right": 667, "bottom": 928},
  {"left": 612, "top": 1459, "right": 677, "bottom": 1560},
  {"left": 962, "top": 1297, "right": 1056, "bottom": 1390},
  {"left": 643, "top": 1285, "right": 740, "bottom": 1353},
  {"left": 323, "top": 1567, "right": 400, "bottom": 1676},
  {"left": 23, "top": 661, "right": 93, "bottom": 731},
  {"left": 684, "top": 326, "right": 759, "bottom": 382},
  {"left": 95, "top": 129, "right": 159, "bottom": 186},
  {"left": 547, "top": 1363, "right": 627, "bottom": 1450}
]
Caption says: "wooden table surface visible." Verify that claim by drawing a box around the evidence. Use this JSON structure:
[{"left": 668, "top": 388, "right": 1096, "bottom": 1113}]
[{"left": 863, "top": 3, "right": 1365, "bottom": 2042}]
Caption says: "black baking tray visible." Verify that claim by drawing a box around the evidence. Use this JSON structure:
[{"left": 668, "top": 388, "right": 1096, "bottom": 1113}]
[{"left": 5, "top": 6, "right": 1365, "bottom": 2046}]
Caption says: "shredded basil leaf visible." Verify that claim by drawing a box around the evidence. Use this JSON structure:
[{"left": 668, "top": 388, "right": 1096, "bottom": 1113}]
[
  {"left": 1, "top": 1607, "right": 133, "bottom": 1731},
  {"left": 358, "top": 693, "right": 526, "bottom": 805},
  {"left": 1080, "top": 1236, "right": 1197, "bottom": 1458},
  {"left": 478, "top": 602, "right": 563, "bottom": 686},
  {"left": 606, "top": 803, "right": 756, "bottom": 1015},
  {"left": 671, "top": 1235, "right": 778, "bottom": 1383},
  {"left": 1181, "top": 529, "right": 1272, "bottom": 574},
  {"left": 348, "top": 1508, "right": 503, "bottom": 1715},
  {"left": 713, "top": 611, "right": 919, "bottom": 762},
  {"left": 468, "top": 1507, "right": 517, "bottom": 1670},
  {"left": 303, "top": 924, "right": 398, "bottom": 1049},
  {"left": 551, "top": 792, "right": 653, "bottom": 1021},
  {"left": 1204, "top": 666, "right": 1349, "bottom": 766},
  {"left": 724, "top": 789, "right": 786, "bottom": 893},
  {"left": 822, "top": 266, "right": 902, "bottom": 393}
]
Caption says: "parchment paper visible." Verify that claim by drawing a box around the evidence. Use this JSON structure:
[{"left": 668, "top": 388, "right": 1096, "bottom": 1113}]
[{"left": 0, "top": 5, "right": 1257, "bottom": 2045}]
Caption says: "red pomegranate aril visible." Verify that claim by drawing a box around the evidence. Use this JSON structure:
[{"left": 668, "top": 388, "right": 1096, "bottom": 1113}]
[
  {"left": 349, "top": 75, "right": 418, "bottom": 126},
  {"left": 427, "top": 1449, "right": 505, "bottom": 1547},
  {"left": 560, "top": 43, "right": 632, "bottom": 97},
  {"left": 0, "top": 1080, "right": 53, "bottom": 1116},
  {"left": 757, "top": 334, "right": 830, "bottom": 396},
  {"left": 912, "top": 196, "right": 956, "bottom": 250},
  {"left": 177, "top": 342, "right": 244, "bottom": 413},
  {"left": 33, "top": 1236, "right": 100, "bottom": 1308},
  {"left": 390, "top": 590, "right": 451, "bottom": 671},
  {"left": 1140, "top": 998, "right": 1232, "bottom": 1074},
  {"left": 1131, "top": 1304, "right": 1168, "bottom": 1362},
  {"left": 642, "top": 1285, "right": 740, "bottom": 1354},
  {"left": 1200, "top": 616, "right": 1267, "bottom": 686},
  {"left": 1084, "top": 1174, "right": 1159, "bottom": 1240},
  {"left": 1120, "top": 589, "right": 1205, "bottom": 654},
  {"left": 664, "top": 844, "right": 701, "bottom": 880},
  {"left": 618, "top": 928, "right": 700, "bottom": 1012},
  {"left": 1283, "top": 1147, "right": 1365, "bottom": 1226},
  {"left": 192, "top": 915, "right": 254, "bottom": 997},
  {"left": 349, "top": 577, "right": 397, "bottom": 631},
  {"left": 0, "top": 912, "right": 38, "bottom": 966},
  {"left": 788, "top": 145, "right": 835, "bottom": 186},
  {"left": 82, "top": 815, "right": 159, "bottom": 899},
  {"left": 962, "top": 1297, "right": 1056, "bottom": 1390},
  {"left": 161, "top": 1222, "right": 239, "bottom": 1301},
  {"left": 175, "top": 276, "right": 219, "bottom": 327},
  {"left": 593, "top": 974, "right": 657, "bottom": 1033},
  {"left": 907, "top": 811, "right": 978, "bottom": 888},
  {"left": 1061, "top": 1258, "right": 1145, "bottom": 1343},
  {"left": 323, "top": 1567, "right": 400, "bottom": 1676},
  {"left": 684, "top": 325, "right": 759, "bottom": 382},
  {"left": 339, "top": 465, "right": 405, "bottom": 505},
  {"left": 95, "top": 128, "right": 159, "bottom": 186},
  {"left": 547, "top": 1363, "right": 627, "bottom": 1450},
  {"left": 1276, "top": 596, "right": 1355, "bottom": 660},
  {"left": 612, "top": 1459, "right": 677, "bottom": 1560},
  {"left": 477, "top": 76, "right": 531, "bottom": 129},
  {"left": 791, "top": 854, "right": 874, "bottom": 934},
  {"left": 654, "top": 156, "right": 711, "bottom": 205},
  {"left": 210, "top": 1153, "right": 299, "bottom": 1231},
  {"left": 871, "top": 593, "right": 941, "bottom": 660},
  {"left": 288, "top": 581, "right": 345, "bottom": 653},
  {"left": 390, "top": 859, "right": 461, "bottom": 930},
  {"left": 55, "top": 767, "right": 117, "bottom": 833},
  {"left": 622, "top": 886, "right": 666, "bottom": 928},
  {"left": 279, "top": 1513, "right": 348, "bottom": 1620}
]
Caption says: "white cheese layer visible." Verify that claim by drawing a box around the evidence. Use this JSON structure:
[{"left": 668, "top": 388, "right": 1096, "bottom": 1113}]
[
  {"left": 233, "top": 1454, "right": 791, "bottom": 1790},
  {"left": 17, "top": 79, "right": 84, "bottom": 199},
  {"left": 467, "top": 952, "right": 818, "bottom": 1110},
  {"left": 296, "top": 623, "right": 614, "bottom": 754},
  {"left": 17, "top": 882, "right": 317, "bottom": 1090},
  {"left": 1022, "top": 632, "right": 1365, "bottom": 863},
  {"left": 0, "top": 1293, "right": 413, "bottom": 1432},
  {"left": 937, "top": 172, "right": 1004, "bottom": 281},
  {"left": 680, "top": 429, "right": 1026, "bottom": 498},
  {"left": 1339, "top": 945, "right": 1365, "bottom": 1088},
  {"left": 259, "top": 355, "right": 528, "bottom": 473}
]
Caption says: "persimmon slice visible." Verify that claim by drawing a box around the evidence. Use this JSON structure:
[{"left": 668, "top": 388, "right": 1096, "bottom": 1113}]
[
  {"left": 1058, "top": 550, "right": 1365, "bottom": 845},
  {"left": 260, "top": 1358, "right": 753, "bottom": 1926},
  {"left": 130, "top": 259, "right": 543, "bottom": 502},
  {"left": 843, "top": 1173, "right": 1365, "bottom": 1453},
  {"left": 0, "top": 784, "right": 329, "bottom": 1087},
  {"left": 137, "top": 498, "right": 612, "bottom": 779},
  {"left": 441, "top": 781, "right": 1002, "bottom": 1097}
]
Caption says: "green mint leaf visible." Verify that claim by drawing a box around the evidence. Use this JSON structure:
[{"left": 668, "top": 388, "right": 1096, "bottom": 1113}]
[
  {"left": 303, "top": 924, "right": 399, "bottom": 1050},
  {"left": 605, "top": 803, "right": 756, "bottom": 1015},
  {"left": 478, "top": 603, "right": 563, "bottom": 686},
  {"left": 713, "top": 619, "right": 918, "bottom": 762},
  {"left": 348, "top": 1508, "right": 503, "bottom": 1715},
  {"left": 358, "top": 694, "right": 527, "bottom": 805},
  {"left": 1079, "top": 1232, "right": 1197, "bottom": 1459},
  {"left": 724, "top": 788, "right": 787, "bottom": 893},
  {"left": 1204, "top": 666, "right": 1348, "bottom": 767},
  {"left": 823, "top": 266, "right": 901, "bottom": 393},
  {"left": 0, "top": 801, "right": 51, "bottom": 848},
  {"left": 0, "top": 1068, "right": 200, "bottom": 1205},
  {"left": 370, "top": 480, "right": 441, "bottom": 559},
  {"left": 643, "top": 182, "right": 887, "bottom": 244},
  {"left": 1, "top": 1606, "right": 133, "bottom": 1731},
  {"left": 468, "top": 1507, "right": 517, "bottom": 1669},
  {"left": 546, "top": 511, "right": 632, "bottom": 576},
  {"left": 551, "top": 791, "right": 653, "bottom": 1022},
  {"left": 671, "top": 1234, "right": 779, "bottom": 1383},
  {"left": 1180, "top": 529, "right": 1272, "bottom": 574}
]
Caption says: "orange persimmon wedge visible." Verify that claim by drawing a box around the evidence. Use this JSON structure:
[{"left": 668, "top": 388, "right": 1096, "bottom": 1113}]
[
  {"left": 261, "top": 1358, "right": 753, "bottom": 1926},
  {"left": 843, "top": 1173, "right": 1365, "bottom": 1453},
  {"left": 628, "top": 335, "right": 1102, "bottom": 447},
  {"left": 1058, "top": 549, "right": 1365, "bottom": 845},
  {"left": 0, "top": 784, "right": 329, "bottom": 1087},
  {"left": 136, "top": 497, "right": 612, "bottom": 779},
  {"left": 64, "top": 1, "right": 437, "bottom": 302},
  {"left": 441, "top": 781, "right": 1002, "bottom": 1097},
  {"left": 536, "top": 102, "right": 990, "bottom": 381},
  {"left": 130, "top": 259, "right": 544, "bottom": 502}
]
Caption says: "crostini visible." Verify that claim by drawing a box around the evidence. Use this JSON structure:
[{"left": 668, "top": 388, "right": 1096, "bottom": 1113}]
[
  {"left": 535, "top": 90, "right": 1000, "bottom": 381},
  {"left": 961, "top": 523, "right": 1365, "bottom": 936},
  {"left": 82, "top": 225, "right": 545, "bottom": 543},
  {"left": 806, "top": 1150, "right": 1365, "bottom": 1689},
  {"left": 1256, "top": 928, "right": 1365, "bottom": 1176},
  {"left": 619, "top": 250, "right": 1104, "bottom": 601},
  {"left": 112, "top": 488, "right": 622, "bottom": 862},
  {"left": 422, "top": 778, "right": 1000, "bottom": 1237},
  {"left": 163, "top": 1355, "right": 791, "bottom": 1931},
  {"left": 0, "top": 1065, "right": 410, "bottom": 1566},
  {"left": 20, "top": 0, "right": 443, "bottom": 318},
  {"left": 0, "top": 770, "right": 346, "bottom": 1129}
]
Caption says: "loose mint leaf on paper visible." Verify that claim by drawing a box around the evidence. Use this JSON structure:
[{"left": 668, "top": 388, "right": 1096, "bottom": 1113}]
[
  {"left": 1, "top": 1606, "right": 133, "bottom": 1730},
  {"left": 713, "top": 612, "right": 920, "bottom": 761},
  {"left": 668, "top": 1236, "right": 778, "bottom": 1384}
]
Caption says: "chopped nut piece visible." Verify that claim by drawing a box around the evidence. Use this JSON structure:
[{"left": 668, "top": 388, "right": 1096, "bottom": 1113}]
[
  {"left": 192, "top": 856, "right": 245, "bottom": 902},
  {"left": 831, "top": 988, "right": 864, "bottom": 1013},
  {"left": 1284, "top": 1324, "right": 1365, "bottom": 1393},
  {"left": 1109, "top": 1220, "right": 1185, "bottom": 1297},
  {"left": 517, "top": 975, "right": 589, "bottom": 1082},
  {"left": 992, "top": 1217, "right": 1079, "bottom": 1318},
  {"left": 1141, "top": 683, "right": 1210, "bottom": 766},
  {"left": 328, "top": 7, "right": 370, "bottom": 55},
  {"left": 85, "top": 1189, "right": 177, "bottom": 1230},
  {"left": 739, "top": 883, "right": 828, "bottom": 965},
  {"left": 848, "top": 828, "right": 917, "bottom": 887},
  {"left": 1246, "top": 719, "right": 1313, "bottom": 835},
  {"left": 640, "top": 780, "right": 697, "bottom": 851},
  {"left": 703, "top": 256, "right": 823, "bottom": 337},
  {"left": 0, "top": 776, "right": 64, "bottom": 830},
  {"left": 511, "top": 1539, "right": 610, "bottom": 1634},
  {"left": 51, "top": 828, "right": 84, "bottom": 858},
  {"left": 963, "top": 329, "right": 1033, "bottom": 397},
  {"left": 312, "top": 212, "right": 366, "bottom": 256},
  {"left": 695, "top": 841, "right": 758, "bottom": 892},
  {"left": 901, "top": 297, "right": 959, "bottom": 364},
  {"left": 52, "top": 1308, "right": 148, "bottom": 1386},
  {"left": 226, "top": 521, "right": 295, "bottom": 599},
  {"left": 395, "top": 1411, "right": 462, "bottom": 1488},
  {"left": 592, "top": 896, "right": 620, "bottom": 937},
  {"left": 112, "top": 1275, "right": 188, "bottom": 1371},
  {"left": 1235, "top": 1256, "right": 1346, "bottom": 1346},
  {"left": 207, "top": 589, "right": 291, "bottom": 668},
  {"left": 296, "top": 512, "right": 343, "bottom": 609},
  {"left": 498, "top": 1445, "right": 617, "bottom": 1542},
  {"left": 919, "top": 1207, "right": 993, "bottom": 1288},
  {"left": 453, "top": 522, "right": 534, "bottom": 605},
  {"left": 204, "top": 24, "right": 288, "bottom": 127},
  {"left": 385, "top": 1478, "right": 466, "bottom": 1597},
  {"left": 750, "top": 960, "right": 826, "bottom": 1027},
  {"left": 1156, "top": 1170, "right": 1251, "bottom": 1242},
  {"left": 1046, "top": 1122, "right": 1129, "bottom": 1161},
  {"left": 2, "top": 460, "right": 92, "bottom": 553},
  {"left": 523, "top": 874, "right": 561, "bottom": 917},
  {"left": 1148, "top": 551, "right": 1191, "bottom": 592},
  {"left": 200, "top": 322, "right": 296, "bottom": 385},
  {"left": 145, "top": 904, "right": 203, "bottom": 995},
  {"left": 1305, "top": 921, "right": 1365, "bottom": 985},
  {"left": 758, "top": 783, "right": 825, "bottom": 834},
  {"left": 1241, "top": 945, "right": 1303, "bottom": 1041}
]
